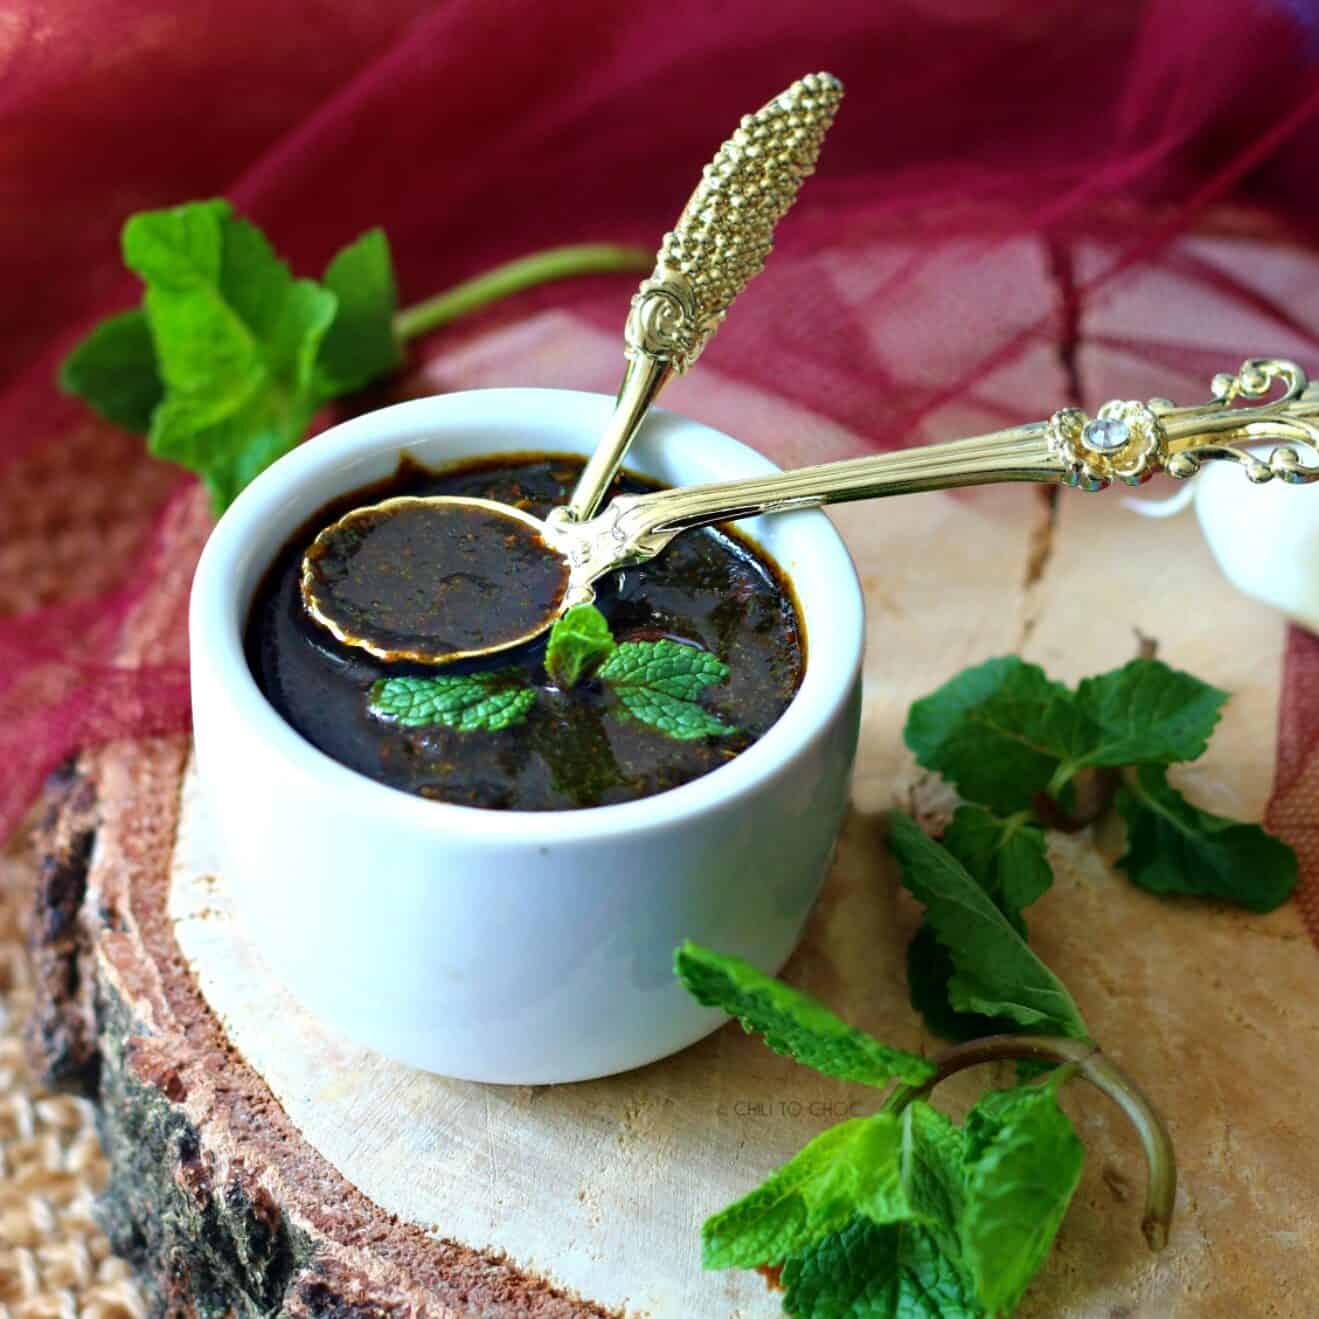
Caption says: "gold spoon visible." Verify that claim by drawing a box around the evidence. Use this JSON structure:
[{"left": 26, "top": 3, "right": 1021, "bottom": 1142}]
[
  {"left": 554, "top": 70, "right": 843, "bottom": 526},
  {"left": 302, "top": 358, "right": 1319, "bottom": 665}
]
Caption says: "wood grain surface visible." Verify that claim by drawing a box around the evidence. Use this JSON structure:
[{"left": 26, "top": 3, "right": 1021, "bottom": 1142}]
[{"left": 19, "top": 323, "right": 1319, "bottom": 1316}]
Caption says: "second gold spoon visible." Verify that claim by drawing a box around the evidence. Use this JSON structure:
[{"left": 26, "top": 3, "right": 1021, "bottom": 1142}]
[
  {"left": 301, "top": 358, "right": 1319, "bottom": 665},
  {"left": 556, "top": 70, "right": 843, "bottom": 525}
]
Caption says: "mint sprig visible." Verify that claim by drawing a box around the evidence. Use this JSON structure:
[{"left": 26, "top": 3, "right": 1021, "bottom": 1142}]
[
  {"left": 904, "top": 654, "right": 1293, "bottom": 913},
  {"left": 66, "top": 199, "right": 382, "bottom": 513},
  {"left": 681, "top": 649, "right": 1278, "bottom": 1315},
  {"left": 678, "top": 945, "right": 1168, "bottom": 1316},
  {"left": 122, "top": 200, "right": 342, "bottom": 513},
  {"left": 60, "top": 199, "right": 650, "bottom": 513}
]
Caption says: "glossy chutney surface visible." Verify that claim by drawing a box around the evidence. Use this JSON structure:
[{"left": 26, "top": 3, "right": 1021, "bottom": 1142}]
[
  {"left": 246, "top": 453, "right": 805, "bottom": 811},
  {"left": 303, "top": 498, "right": 569, "bottom": 659}
]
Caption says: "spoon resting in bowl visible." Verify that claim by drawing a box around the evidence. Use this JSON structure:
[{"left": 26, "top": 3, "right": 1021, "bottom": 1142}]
[
  {"left": 301, "top": 357, "right": 1319, "bottom": 665},
  {"left": 557, "top": 70, "right": 843, "bottom": 526}
]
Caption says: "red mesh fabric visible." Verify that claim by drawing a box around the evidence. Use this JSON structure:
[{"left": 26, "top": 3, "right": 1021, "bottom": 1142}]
[{"left": 3, "top": 1, "right": 1319, "bottom": 923}]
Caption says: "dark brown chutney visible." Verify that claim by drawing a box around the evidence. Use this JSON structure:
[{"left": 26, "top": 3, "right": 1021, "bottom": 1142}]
[{"left": 245, "top": 453, "right": 806, "bottom": 811}]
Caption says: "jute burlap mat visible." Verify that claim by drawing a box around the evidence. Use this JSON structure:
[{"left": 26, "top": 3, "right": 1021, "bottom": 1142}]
[{"left": 0, "top": 883, "right": 143, "bottom": 1318}]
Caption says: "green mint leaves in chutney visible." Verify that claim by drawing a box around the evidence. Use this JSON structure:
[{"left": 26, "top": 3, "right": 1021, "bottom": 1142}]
[
  {"left": 544, "top": 606, "right": 736, "bottom": 740},
  {"left": 366, "top": 604, "right": 735, "bottom": 742},
  {"left": 60, "top": 198, "right": 651, "bottom": 514},
  {"left": 544, "top": 603, "right": 616, "bottom": 688},
  {"left": 368, "top": 672, "right": 536, "bottom": 733},
  {"left": 598, "top": 639, "right": 734, "bottom": 740}
]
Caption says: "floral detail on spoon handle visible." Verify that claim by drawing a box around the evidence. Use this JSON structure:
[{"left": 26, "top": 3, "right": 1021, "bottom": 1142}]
[
  {"left": 1048, "top": 400, "right": 1168, "bottom": 491},
  {"left": 1048, "top": 359, "right": 1319, "bottom": 491}
]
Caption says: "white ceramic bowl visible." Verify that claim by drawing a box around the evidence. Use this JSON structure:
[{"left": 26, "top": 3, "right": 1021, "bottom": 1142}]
[{"left": 190, "top": 388, "right": 864, "bottom": 1084}]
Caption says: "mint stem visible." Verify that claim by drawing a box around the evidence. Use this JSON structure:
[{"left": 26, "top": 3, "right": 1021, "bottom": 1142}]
[
  {"left": 1033, "top": 766, "right": 1122, "bottom": 833},
  {"left": 882, "top": 1034, "right": 1176, "bottom": 1252},
  {"left": 393, "top": 243, "right": 653, "bottom": 342}
]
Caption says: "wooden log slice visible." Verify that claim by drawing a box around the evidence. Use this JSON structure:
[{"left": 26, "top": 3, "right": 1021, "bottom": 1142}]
[
  {"left": 17, "top": 273, "right": 1319, "bottom": 1316},
  {"left": 18, "top": 469, "right": 1319, "bottom": 1318}
]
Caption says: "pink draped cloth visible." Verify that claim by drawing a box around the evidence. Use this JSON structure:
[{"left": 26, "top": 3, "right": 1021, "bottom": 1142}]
[{"left": 3, "top": 1, "right": 1319, "bottom": 931}]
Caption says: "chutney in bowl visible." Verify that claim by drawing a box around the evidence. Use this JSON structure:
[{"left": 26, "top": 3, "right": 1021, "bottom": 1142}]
[
  {"left": 246, "top": 453, "right": 806, "bottom": 811},
  {"left": 189, "top": 388, "right": 864, "bottom": 1083}
]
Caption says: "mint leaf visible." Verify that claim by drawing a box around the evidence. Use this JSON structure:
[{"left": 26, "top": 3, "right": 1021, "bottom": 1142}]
[
  {"left": 942, "top": 806, "right": 1051, "bottom": 932},
  {"left": 317, "top": 227, "right": 403, "bottom": 396},
  {"left": 702, "top": 1115, "right": 910, "bottom": 1269},
  {"left": 368, "top": 673, "right": 535, "bottom": 732},
  {"left": 545, "top": 604, "right": 615, "bottom": 689},
  {"left": 781, "top": 1216, "right": 977, "bottom": 1319},
  {"left": 907, "top": 808, "right": 1054, "bottom": 1041},
  {"left": 149, "top": 367, "right": 323, "bottom": 513},
  {"left": 907, "top": 801, "right": 1049, "bottom": 1039},
  {"left": 122, "top": 197, "right": 233, "bottom": 290},
  {"left": 599, "top": 639, "right": 734, "bottom": 740},
  {"left": 897, "top": 1102, "right": 967, "bottom": 1264},
  {"left": 611, "top": 685, "right": 733, "bottom": 740},
  {"left": 907, "top": 657, "right": 1230, "bottom": 811},
  {"left": 1116, "top": 765, "right": 1296, "bottom": 912},
  {"left": 906, "top": 927, "right": 1005, "bottom": 1045},
  {"left": 600, "top": 639, "right": 730, "bottom": 700},
  {"left": 124, "top": 200, "right": 338, "bottom": 514},
  {"left": 887, "top": 812, "right": 1089, "bottom": 1040},
  {"left": 903, "top": 658, "right": 1078, "bottom": 814},
  {"left": 58, "top": 309, "right": 163, "bottom": 432},
  {"left": 959, "top": 1077, "right": 1084, "bottom": 1314},
  {"left": 702, "top": 1099, "right": 966, "bottom": 1274},
  {"left": 675, "top": 942, "right": 934, "bottom": 1088},
  {"left": 1069, "top": 660, "right": 1226, "bottom": 772}
]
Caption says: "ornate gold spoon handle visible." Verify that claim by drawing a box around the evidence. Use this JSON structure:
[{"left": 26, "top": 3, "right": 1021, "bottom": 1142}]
[
  {"left": 560, "top": 71, "right": 844, "bottom": 523},
  {"left": 559, "top": 357, "right": 1319, "bottom": 584},
  {"left": 303, "top": 358, "right": 1319, "bottom": 667}
]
